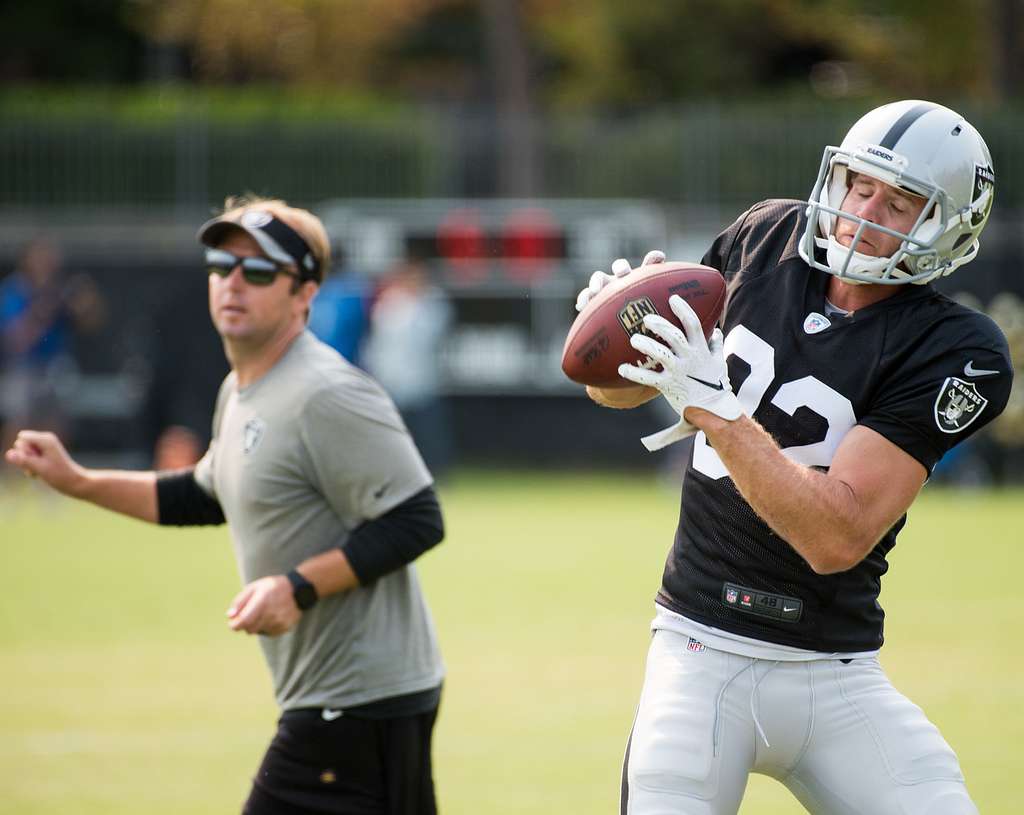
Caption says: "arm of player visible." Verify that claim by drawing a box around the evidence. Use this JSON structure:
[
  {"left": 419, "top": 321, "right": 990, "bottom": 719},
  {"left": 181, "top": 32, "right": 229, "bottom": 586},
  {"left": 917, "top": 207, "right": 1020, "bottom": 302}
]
[
  {"left": 586, "top": 383, "right": 660, "bottom": 409},
  {"left": 227, "top": 486, "right": 444, "bottom": 636},
  {"left": 225, "top": 549, "right": 360, "bottom": 637},
  {"left": 5, "top": 429, "right": 159, "bottom": 523},
  {"left": 617, "top": 296, "right": 925, "bottom": 573},
  {"left": 691, "top": 412, "right": 926, "bottom": 574}
]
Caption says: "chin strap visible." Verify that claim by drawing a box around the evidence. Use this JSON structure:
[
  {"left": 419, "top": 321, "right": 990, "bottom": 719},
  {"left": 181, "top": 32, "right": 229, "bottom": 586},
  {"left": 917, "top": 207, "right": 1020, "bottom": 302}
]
[{"left": 823, "top": 235, "right": 903, "bottom": 283}]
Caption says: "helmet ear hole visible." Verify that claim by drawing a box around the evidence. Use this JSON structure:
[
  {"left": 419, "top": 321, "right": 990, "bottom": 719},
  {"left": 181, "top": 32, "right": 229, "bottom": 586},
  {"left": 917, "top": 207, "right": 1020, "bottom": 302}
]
[
  {"left": 915, "top": 203, "right": 942, "bottom": 242},
  {"left": 817, "top": 160, "right": 849, "bottom": 239}
]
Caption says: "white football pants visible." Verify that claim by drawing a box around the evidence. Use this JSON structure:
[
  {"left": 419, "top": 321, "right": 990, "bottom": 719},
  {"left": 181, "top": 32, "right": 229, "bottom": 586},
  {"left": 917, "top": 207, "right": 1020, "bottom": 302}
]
[{"left": 621, "top": 629, "right": 977, "bottom": 815}]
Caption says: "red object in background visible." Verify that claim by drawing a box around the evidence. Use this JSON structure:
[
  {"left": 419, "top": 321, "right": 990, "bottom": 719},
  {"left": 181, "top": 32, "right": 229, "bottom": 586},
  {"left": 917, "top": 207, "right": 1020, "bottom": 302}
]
[
  {"left": 502, "top": 208, "right": 560, "bottom": 283},
  {"left": 437, "top": 208, "right": 488, "bottom": 283}
]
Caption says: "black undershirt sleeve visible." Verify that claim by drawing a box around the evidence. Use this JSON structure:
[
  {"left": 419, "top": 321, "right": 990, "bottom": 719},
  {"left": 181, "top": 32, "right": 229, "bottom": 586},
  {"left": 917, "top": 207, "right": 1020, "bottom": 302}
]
[
  {"left": 341, "top": 485, "right": 444, "bottom": 584},
  {"left": 156, "top": 468, "right": 226, "bottom": 526}
]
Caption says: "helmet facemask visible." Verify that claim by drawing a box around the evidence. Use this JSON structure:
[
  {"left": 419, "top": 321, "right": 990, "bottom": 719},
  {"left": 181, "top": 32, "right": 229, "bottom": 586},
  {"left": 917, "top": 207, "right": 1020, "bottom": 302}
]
[{"left": 800, "top": 145, "right": 952, "bottom": 285}]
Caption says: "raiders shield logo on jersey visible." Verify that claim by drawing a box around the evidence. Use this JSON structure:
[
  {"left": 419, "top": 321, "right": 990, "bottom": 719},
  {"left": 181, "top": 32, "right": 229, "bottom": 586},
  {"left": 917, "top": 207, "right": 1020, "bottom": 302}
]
[
  {"left": 243, "top": 417, "right": 266, "bottom": 454},
  {"left": 934, "top": 377, "right": 988, "bottom": 433}
]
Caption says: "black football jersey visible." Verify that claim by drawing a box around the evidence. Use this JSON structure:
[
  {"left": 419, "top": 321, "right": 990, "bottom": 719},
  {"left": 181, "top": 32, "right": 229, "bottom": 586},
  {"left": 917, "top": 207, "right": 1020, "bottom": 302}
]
[{"left": 657, "top": 199, "right": 1013, "bottom": 652}]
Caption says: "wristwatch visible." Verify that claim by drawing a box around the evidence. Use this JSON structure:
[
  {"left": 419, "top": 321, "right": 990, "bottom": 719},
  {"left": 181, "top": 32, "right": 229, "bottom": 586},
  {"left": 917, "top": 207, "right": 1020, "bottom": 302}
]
[{"left": 286, "top": 569, "right": 318, "bottom": 611}]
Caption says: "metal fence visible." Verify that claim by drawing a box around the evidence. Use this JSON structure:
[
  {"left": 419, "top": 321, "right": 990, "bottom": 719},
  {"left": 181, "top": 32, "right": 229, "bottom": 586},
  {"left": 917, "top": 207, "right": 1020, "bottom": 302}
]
[{"left": 3, "top": 103, "right": 1022, "bottom": 209}]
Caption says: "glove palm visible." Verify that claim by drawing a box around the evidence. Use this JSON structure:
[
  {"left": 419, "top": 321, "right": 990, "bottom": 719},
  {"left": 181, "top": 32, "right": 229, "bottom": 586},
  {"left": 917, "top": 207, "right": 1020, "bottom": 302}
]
[{"left": 618, "top": 294, "right": 742, "bottom": 450}]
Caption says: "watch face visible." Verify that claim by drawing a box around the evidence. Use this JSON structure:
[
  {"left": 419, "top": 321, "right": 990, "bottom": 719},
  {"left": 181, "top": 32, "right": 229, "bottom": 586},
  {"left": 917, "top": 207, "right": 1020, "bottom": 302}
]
[
  {"left": 294, "top": 584, "right": 318, "bottom": 611},
  {"left": 288, "top": 571, "right": 318, "bottom": 611}
]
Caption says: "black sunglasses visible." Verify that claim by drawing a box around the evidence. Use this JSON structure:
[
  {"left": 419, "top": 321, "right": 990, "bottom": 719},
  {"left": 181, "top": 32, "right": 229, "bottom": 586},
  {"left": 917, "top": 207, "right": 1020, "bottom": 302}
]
[{"left": 205, "top": 248, "right": 299, "bottom": 286}]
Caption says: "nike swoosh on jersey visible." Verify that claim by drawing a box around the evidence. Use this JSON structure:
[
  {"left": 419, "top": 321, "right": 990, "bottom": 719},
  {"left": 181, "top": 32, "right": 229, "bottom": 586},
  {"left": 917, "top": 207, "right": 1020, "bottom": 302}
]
[
  {"left": 963, "top": 360, "right": 999, "bottom": 377},
  {"left": 686, "top": 374, "right": 726, "bottom": 391},
  {"left": 321, "top": 708, "right": 343, "bottom": 721}
]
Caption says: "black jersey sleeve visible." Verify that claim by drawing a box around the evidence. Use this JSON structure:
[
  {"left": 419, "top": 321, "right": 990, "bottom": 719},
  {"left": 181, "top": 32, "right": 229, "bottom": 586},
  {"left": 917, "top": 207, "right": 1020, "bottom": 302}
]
[
  {"left": 700, "top": 204, "right": 759, "bottom": 279},
  {"left": 156, "top": 468, "right": 226, "bottom": 526},
  {"left": 859, "top": 312, "right": 1013, "bottom": 473},
  {"left": 701, "top": 200, "right": 806, "bottom": 283}
]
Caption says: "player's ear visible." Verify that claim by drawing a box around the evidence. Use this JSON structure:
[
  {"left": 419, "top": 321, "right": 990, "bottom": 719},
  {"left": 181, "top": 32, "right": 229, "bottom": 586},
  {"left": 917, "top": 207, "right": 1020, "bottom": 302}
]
[{"left": 295, "top": 279, "right": 318, "bottom": 308}]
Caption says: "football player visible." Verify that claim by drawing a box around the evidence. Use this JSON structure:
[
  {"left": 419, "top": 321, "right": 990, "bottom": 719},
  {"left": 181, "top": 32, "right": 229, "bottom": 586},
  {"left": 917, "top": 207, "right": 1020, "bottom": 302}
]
[
  {"left": 579, "top": 101, "right": 1012, "bottom": 814},
  {"left": 6, "top": 197, "right": 446, "bottom": 815}
]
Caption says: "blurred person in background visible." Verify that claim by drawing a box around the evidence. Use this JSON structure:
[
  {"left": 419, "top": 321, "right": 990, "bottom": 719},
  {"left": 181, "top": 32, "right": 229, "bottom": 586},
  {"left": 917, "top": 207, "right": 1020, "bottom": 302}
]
[
  {"left": 364, "top": 252, "right": 454, "bottom": 479},
  {"left": 984, "top": 292, "right": 1024, "bottom": 479},
  {"left": 5, "top": 197, "right": 446, "bottom": 815},
  {"left": 150, "top": 424, "right": 206, "bottom": 470},
  {"left": 308, "top": 242, "right": 370, "bottom": 366},
  {"left": 579, "top": 101, "right": 1011, "bottom": 814},
  {"left": 141, "top": 278, "right": 228, "bottom": 471},
  {"left": 0, "top": 237, "right": 104, "bottom": 454}
]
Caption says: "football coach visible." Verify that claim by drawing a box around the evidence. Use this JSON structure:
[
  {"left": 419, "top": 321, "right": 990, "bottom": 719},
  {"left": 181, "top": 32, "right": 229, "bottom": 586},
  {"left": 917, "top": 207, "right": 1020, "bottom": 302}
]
[{"left": 6, "top": 196, "right": 447, "bottom": 815}]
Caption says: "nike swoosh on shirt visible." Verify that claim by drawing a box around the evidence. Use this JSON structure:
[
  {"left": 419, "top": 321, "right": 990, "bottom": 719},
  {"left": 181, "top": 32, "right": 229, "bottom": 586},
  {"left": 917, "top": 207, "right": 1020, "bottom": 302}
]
[
  {"left": 322, "top": 709, "right": 343, "bottom": 721},
  {"left": 686, "top": 375, "right": 726, "bottom": 391},
  {"left": 964, "top": 360, "right": 999, "bottom": 377}
]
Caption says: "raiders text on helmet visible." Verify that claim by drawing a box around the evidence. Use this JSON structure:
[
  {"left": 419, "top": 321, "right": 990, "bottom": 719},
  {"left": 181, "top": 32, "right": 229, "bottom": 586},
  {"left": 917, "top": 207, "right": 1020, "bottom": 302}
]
[{"left": 798, "top": 100, "right": 995, "bottom": 285}]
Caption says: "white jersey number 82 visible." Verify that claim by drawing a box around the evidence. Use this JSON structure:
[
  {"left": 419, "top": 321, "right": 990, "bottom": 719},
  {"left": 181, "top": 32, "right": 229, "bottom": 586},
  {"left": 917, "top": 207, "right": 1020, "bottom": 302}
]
[{"left": 692, "top": 325, "right": 857, "bottom": 480}]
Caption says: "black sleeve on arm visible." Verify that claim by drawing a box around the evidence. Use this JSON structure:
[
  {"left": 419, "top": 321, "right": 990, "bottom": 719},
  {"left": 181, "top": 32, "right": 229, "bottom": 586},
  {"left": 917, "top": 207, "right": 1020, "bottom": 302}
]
[
  {"left": 341, "top": 485, "right": 444, "bottom": 584},
  {"left": 156, "top": 468, "right": 226, "bottom": 526}
]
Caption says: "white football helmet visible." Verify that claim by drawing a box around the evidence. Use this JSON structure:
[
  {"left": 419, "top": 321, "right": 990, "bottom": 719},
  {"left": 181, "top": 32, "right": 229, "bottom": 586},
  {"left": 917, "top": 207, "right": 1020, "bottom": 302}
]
[{"left": 798, "top": 100, "right": 995, "bottom": 285}]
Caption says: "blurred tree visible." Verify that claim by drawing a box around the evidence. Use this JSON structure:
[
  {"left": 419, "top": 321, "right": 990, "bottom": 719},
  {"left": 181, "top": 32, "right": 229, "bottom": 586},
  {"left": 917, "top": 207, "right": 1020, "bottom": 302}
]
[
  {"left": 835, "top": 0, "right": 992, "bottom": 99},
  {"left": 378, "top": 1, "right": 485, "bottom": 100},
  {"left": 991, "top": 0, "right": 1023, "bottom": 100},
  {"left": 530, "top": 0, "right": 1005, "bottom": 107},
  {"left": 136, "top": 0, "right": 543, "bottom": 194},
  {"left": 4, "top": 0, "right": 1014, "bottom": 105},
  {"left": 0, "top": 0, "right": 147, "bottom": 82},
  {"left": 480, "top": 0, "right": 538, "bottom": 195},
  {"left": 133, "top": 0, "right": 445, "bottom": 86},
  {"left": 532, "top": 0, "right": 838, "bottom": 108}
]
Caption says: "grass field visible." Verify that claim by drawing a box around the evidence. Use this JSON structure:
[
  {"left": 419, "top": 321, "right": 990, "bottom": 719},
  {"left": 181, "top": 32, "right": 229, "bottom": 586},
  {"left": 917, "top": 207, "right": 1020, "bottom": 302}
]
[{"left": 2, "top": 471, "right": 1022, "bottom": 814}]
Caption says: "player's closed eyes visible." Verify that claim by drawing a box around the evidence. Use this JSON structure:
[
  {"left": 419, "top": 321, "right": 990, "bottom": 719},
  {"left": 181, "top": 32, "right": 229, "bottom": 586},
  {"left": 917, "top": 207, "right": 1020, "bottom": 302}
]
[
  {"left": 852, "top": 185, "right": 910, "bottom": 216},
  {"left": 205, "top": 248, "right": 298, "bottom": 286}
]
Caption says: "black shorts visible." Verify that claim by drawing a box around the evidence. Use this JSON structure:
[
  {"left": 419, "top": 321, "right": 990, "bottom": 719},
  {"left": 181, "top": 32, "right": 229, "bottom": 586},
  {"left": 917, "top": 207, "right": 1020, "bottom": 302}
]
[{"left": 241, "top": 705, "right": 438, "bottom": 815}]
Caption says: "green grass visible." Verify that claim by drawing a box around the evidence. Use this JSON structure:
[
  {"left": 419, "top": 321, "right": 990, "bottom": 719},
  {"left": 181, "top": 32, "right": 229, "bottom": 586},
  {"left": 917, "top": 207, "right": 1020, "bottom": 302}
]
[{"left": 1, "top": 473, "right": 1022, "bottom": 814}]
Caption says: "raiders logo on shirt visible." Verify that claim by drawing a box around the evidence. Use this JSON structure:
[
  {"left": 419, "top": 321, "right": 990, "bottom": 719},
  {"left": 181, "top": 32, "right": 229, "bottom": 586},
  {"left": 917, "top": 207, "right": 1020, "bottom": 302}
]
[
  {"left": 244, "top": 417, "right": 266, "bottom": 454},
  {"left": 934, "top": 377, "right": 988, "bottom": 433}
]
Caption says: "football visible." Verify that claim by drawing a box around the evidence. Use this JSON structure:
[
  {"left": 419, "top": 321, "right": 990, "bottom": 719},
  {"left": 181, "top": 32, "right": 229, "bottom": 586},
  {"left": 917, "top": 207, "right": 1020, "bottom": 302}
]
[{"left": 561, "top": 261, "right": 726, "bottom": 388}]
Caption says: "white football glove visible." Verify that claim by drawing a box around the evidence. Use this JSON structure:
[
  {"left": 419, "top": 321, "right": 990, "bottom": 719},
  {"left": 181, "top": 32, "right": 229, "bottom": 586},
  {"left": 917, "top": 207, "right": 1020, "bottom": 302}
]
[
  {"left": 574, "top": 250, "right": 666, "bottom": 313},
  {"left": 618, "top": 294, "right": 742, "bottom": 451}
]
